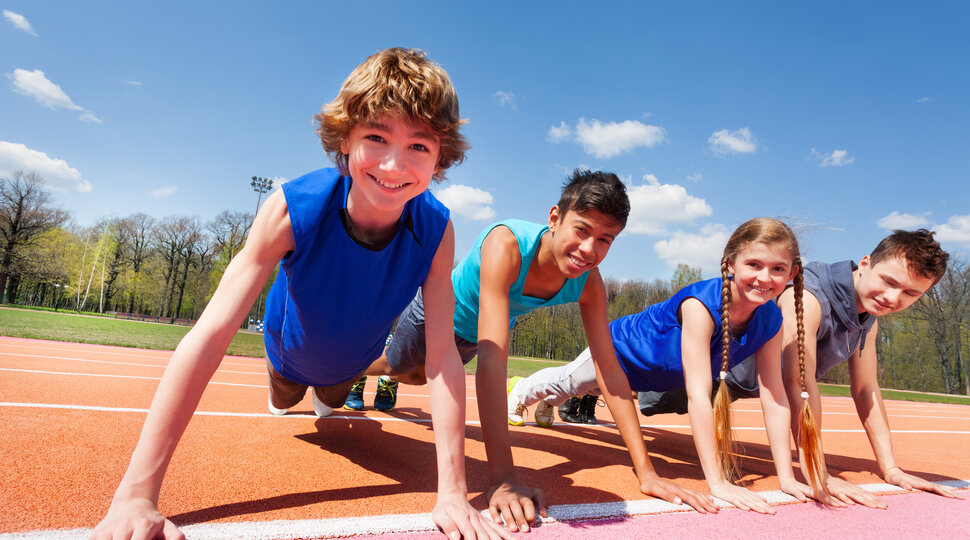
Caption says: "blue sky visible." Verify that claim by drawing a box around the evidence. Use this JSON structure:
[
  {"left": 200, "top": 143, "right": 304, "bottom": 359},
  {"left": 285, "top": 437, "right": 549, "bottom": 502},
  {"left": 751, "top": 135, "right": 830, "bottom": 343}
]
[{"left": 2, "top": 2, "right": 968, "bottom": 281}]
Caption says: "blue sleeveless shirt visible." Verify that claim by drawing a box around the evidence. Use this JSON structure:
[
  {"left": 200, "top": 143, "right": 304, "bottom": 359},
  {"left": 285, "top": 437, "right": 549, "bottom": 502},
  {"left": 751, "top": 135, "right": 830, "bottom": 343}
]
[
  {"left": 263, "top": 168, "right": 449, "bottom": 386},
  {"left": 452, "top": 219, "right": 590, "bottom": 343},
  {"left": 610, "top": 277, "right": 783, "bottom": 392}
]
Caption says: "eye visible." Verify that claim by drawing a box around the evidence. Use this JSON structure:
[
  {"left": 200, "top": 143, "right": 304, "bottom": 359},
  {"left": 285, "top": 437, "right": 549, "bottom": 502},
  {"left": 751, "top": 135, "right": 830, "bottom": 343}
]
[
  {"left": 599, "top": 237, "right": 613, "bottom": 246},
  {"left": 411, "top": 143, "right": 430, "bottom": 152},
  {"left": 364, "top": 134, "right": 385, "bottom": 143}
]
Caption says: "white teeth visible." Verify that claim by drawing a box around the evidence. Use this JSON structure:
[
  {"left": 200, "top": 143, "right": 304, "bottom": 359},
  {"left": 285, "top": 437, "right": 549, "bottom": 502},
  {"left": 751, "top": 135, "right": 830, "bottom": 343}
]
[{"left": 371, "top": 174, "right": 407, "bottom": 189}]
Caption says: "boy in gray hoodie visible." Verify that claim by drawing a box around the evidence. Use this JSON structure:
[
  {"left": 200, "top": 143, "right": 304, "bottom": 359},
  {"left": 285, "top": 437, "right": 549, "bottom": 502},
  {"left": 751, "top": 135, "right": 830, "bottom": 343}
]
[{"left": 777, "top": 229, "right": 962, "bottom": 506}]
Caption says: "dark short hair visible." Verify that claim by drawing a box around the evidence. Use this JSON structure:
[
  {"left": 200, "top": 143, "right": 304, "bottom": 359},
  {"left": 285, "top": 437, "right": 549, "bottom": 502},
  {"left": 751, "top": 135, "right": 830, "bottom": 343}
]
[
  {"left": 870, "top": 229, "right": 949, "bottom": 284},
  {"left": 556, "top": 169, "right": 630, "bottom": 229}
]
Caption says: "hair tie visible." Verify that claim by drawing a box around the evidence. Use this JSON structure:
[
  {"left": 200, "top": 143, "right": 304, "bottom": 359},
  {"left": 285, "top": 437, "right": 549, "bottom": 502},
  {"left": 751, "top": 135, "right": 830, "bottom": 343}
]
[
  {"left": 719, "top": 370, "right": 728, "bottom": 381},
  {"left": 800, "top": 391, "right": 809, "bottom": 400}
]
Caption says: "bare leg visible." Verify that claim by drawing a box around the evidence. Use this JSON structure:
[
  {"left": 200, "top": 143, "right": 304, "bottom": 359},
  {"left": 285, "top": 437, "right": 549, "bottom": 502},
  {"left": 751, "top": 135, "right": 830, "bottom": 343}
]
[{"left": 364, "top": 353, "right": 428, "bottom": 385}]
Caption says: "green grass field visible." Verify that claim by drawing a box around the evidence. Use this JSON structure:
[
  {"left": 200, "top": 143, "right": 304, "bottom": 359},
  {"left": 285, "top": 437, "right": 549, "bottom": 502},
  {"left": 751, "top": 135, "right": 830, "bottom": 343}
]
[
  {"left": 3, "top": 306, "right": 969, "bottom": 406},
  {"left": 0, "top": 306, "right": 265, "bottom": 357}
]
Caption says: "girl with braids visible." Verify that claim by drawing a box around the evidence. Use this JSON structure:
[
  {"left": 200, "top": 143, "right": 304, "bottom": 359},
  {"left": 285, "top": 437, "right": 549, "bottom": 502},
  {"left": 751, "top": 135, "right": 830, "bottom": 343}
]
[{"left": 508, "top": 217, "right": 820, "bottom": 513}]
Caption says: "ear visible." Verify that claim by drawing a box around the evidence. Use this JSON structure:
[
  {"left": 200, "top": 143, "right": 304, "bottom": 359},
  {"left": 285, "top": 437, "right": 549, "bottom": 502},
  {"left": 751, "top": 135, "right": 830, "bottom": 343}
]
[
  {"left": 548, "top": 206, "right": 562, "bottom": 231},
  {"left": 859, "top": 255, "right": 871, "bottom": 271},
  {"left": 340, "top": 137, "right": 350, "bottom": 155},
  {"left": 788, "top": 264, "right": 800, "bottom": 282}
]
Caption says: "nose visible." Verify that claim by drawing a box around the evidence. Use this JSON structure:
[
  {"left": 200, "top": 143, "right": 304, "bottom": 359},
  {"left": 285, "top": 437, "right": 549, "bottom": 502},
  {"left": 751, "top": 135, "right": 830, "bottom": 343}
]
[
  {"left": 883, "top": 288, "right": 900, "bottom": 304},
  {"left": 756, "top": 267, "right": 771, "bottom": 282},
  {"left": 579, "top": 236, "right": 596, "bottom": 257},
  {"left": 379, "top": 145, "right": 406, "bottom": 174}
]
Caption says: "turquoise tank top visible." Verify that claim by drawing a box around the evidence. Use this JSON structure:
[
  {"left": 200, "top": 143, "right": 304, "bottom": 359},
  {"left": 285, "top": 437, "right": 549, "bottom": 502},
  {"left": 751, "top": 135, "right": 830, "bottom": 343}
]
[{"left": 452, "top": 219, "right": 590, "bottom": 342}]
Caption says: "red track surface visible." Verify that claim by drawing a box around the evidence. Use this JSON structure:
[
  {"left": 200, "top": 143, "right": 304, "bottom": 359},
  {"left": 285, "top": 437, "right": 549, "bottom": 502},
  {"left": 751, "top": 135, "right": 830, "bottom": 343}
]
[{"left": 2, "top": 336, "right": 968, "bottom": 537}]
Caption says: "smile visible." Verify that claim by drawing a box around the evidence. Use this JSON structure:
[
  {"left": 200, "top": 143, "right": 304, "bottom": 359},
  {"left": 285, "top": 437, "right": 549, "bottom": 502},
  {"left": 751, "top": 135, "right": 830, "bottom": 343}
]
[
  {"left": 568, "top": 255, "right": 592, "bottom": 269},
  {"left": 370, "top": 174, "right": 410, "bottom": 190}
]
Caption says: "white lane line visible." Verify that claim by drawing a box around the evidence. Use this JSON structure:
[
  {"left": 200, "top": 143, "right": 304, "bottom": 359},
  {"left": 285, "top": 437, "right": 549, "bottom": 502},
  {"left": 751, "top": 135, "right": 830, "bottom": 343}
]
[{"left": 4, "top": 480, "right": 967, "bottom": 540}]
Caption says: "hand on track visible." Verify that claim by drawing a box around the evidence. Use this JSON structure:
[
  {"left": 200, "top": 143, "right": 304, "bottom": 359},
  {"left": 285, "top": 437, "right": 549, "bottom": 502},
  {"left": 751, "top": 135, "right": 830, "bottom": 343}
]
[
  {"left": 778, "top": 476, "right": 815, "bottom": 503},
  {"left": 433, "top": 493, "right": 512, "bottom": 540},
  {"left": 486, "top": 480, "right": 548, "bottom": 533},
  {"left": 825, "top": 476, "right": 886, "bottom": 508},
  {"left": 639, "top": 473, "right": 717, "bottom": 513},
  {"left": 89, "top": 497, "right": 184, "bottom": 540},
  {"left": 884, "top": 467, "right": 964, "bottom": 500},
  {"left": 708, "top": 482, "right": 775, "bottom": 514}
]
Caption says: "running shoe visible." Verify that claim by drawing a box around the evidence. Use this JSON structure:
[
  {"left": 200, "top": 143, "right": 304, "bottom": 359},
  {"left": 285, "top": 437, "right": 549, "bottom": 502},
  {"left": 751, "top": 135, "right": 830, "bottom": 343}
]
[
  {"left": 374, "top": 375, "right": 399, "bottom": 411},
  {"left": 507, "top": 376, "right": 527, "bottom": 426},
  {"left": 268, "top": 395, "right": 289, "bottom": 416},
  {"left": 578, "top": 394, "right": 599, "bottom": 424},
  {"left": 312, "top": 391, "right": 333, "bottom": 417},
  {"left": 534, "top": 400, "right": 555, "bottom": 428},
  {"left": 558, "top": 396, "right": 582, "bottom": 423},
  {"left": 344, "top": 375, "right": 367, "bottom": 411}
]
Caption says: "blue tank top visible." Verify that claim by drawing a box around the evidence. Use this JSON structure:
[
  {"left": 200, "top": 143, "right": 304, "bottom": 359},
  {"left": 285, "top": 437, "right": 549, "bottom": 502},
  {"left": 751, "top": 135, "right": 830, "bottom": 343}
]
[
  {"left": 452, "top": 219, "right": 590, "bottom": 342},
  {"left": 610, "top": 278, "right": 783, "bottom": 392},
  {"left": 263, "top": 168, "right": 449, "bottom": 386}
]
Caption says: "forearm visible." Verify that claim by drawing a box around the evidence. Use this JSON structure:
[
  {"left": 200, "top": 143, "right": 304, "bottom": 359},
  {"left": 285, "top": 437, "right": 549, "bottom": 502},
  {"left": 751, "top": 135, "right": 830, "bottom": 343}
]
[
  {"left": 687, "top": 398, "right": 725, "bottom": 487},
  {"left": 114, "top": 329, "right": 226, "bottom": 502},
  {"left": 476, "top": 345, "right": 515, "bottom": 484},
  {"left": 855, "top": 393, "right": 899, "bottom": 474},
  {"left": 426, "top": 349, "right": 470, "bottom": 496},
  {"left": 595, "top": 367, "right": 657, "bottom": 481},
  {"left": 760, "top": 393, "right": 797, "bottom": 480}
]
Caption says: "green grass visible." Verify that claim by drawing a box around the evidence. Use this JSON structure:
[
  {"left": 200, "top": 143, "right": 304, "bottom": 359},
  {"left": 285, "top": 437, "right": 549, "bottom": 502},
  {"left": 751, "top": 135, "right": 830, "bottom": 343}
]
[
  {"left": 464, "top": 355, "right": 569, "bottom": 378},
  {"left": 0, "top": 306, "right": 265, "bottom": 357},
  {"left": 817, "top": 383, "right": 970, "bottom": 405}
]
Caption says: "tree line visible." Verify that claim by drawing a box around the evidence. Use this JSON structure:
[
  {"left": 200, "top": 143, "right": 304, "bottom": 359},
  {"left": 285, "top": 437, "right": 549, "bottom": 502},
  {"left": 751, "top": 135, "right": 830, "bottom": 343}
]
[{"left": 2, "top": 170, "right": 968, "bottom": 395}]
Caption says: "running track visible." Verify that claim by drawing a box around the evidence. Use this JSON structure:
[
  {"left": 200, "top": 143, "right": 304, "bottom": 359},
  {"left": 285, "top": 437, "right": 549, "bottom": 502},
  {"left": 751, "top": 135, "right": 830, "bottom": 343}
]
[{"left": 1, "top": 336, "right": 967, "bottom": 539}]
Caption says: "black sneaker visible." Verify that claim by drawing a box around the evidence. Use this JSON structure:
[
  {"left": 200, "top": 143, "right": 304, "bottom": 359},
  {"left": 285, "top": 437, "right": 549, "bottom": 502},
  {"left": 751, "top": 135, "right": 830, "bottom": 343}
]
[
  {"left": 558, "top": 396, "right": 583, "bottom": 423},
  {"left": 578, "top": 394, "right": 599, "bottom": 424}
]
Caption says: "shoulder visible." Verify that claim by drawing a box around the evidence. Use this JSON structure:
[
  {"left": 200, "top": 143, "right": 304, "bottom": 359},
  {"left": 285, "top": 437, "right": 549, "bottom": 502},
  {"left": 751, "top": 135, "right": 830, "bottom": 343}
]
[{"left": 680, "top": 296, "right": 716, "bottom": 335}]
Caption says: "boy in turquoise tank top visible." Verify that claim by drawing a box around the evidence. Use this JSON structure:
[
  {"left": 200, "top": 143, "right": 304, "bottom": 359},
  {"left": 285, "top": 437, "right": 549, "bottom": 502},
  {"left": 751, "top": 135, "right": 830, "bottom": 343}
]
[
  {"left": 777, "top": 229, "right": 962, "bottom": 507},
  {"left": 91, "top": 48, "right": 509, "bottom": 540},
  {"left": 363, "top": 170, "right": 716, "bottom": 531}
]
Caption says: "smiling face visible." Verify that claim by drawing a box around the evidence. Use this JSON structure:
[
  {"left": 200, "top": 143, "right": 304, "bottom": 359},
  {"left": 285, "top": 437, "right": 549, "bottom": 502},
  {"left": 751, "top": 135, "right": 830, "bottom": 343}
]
[
  {"left": 547, "top": 206, "right": 623, "bottom": 278},
  {"left": 340, "top": 115, "right": 441, "bottom": 217},
  {"left": 727, "top": 241, "right": 798, "bottom": 308},
  {"left": 854, "top": 254, "right": 934, "bottom": 316}
]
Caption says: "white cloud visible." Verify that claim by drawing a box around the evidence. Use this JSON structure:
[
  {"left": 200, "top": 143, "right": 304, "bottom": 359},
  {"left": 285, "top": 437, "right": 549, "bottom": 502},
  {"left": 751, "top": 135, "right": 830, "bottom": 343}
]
[
  {"left": 3, "top": 10, "right": 37, "bottom": 36},
  {"left": 654, "top": 224, "right": 731, "bottom": 274},
  {"left": 7, "top": 68, "right": 101, "bottom": 123},
  {"left": 686, "top": 172, "right": 703, "bottom": 183},
  {"left": 811, "top": 147, "right": 855, "bottom": 167},
  {"left": 625, "top": 174, "right": 713, "bottom": 236},
  {"left": 917, "top": 96, "right": 931, "bottom": 103},
  {"left": 123, "top": 80, "right": 142, "bottom": 87},
  {"left": 708, "top": 127, "right": 756, "bottom": 155},
  {"left": 934, "top": 215, "right": 970, "bottom": 247},
  {"left": 547, "top": 121, "right": 572, "bottom": 143},
  {"left": 877, "top": 211, "right": 930, "bottom": 230},
  {"left": 574, "top": 119, "right": 666, "bottom": 158},
  {"left": 434, "top": 184, "right": 496, "bottom": 221},
  {"left": 149, "top": 186, "right": 178, "bottom": 198},
  {"left": 493, "top": 90, "right": 517, "bottom": 109},
  {"left": 548, "top": 118, "right": 666, "bottom": 158},
  {"left": 0, "top": 141, "right": 91, "bottom": 192}
]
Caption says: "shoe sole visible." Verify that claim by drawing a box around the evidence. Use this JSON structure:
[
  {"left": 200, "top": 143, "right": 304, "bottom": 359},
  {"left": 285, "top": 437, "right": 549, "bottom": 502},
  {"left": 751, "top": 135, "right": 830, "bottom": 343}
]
[{"left": 507, "top": 376, "right": 525, "bottom": 426}]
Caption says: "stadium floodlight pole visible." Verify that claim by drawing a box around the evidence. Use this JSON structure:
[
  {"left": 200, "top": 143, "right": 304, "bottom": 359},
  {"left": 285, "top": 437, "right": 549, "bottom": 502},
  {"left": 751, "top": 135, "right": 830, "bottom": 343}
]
[{"left": 250, "top": 176, "right": 274, "bottom": 222}]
